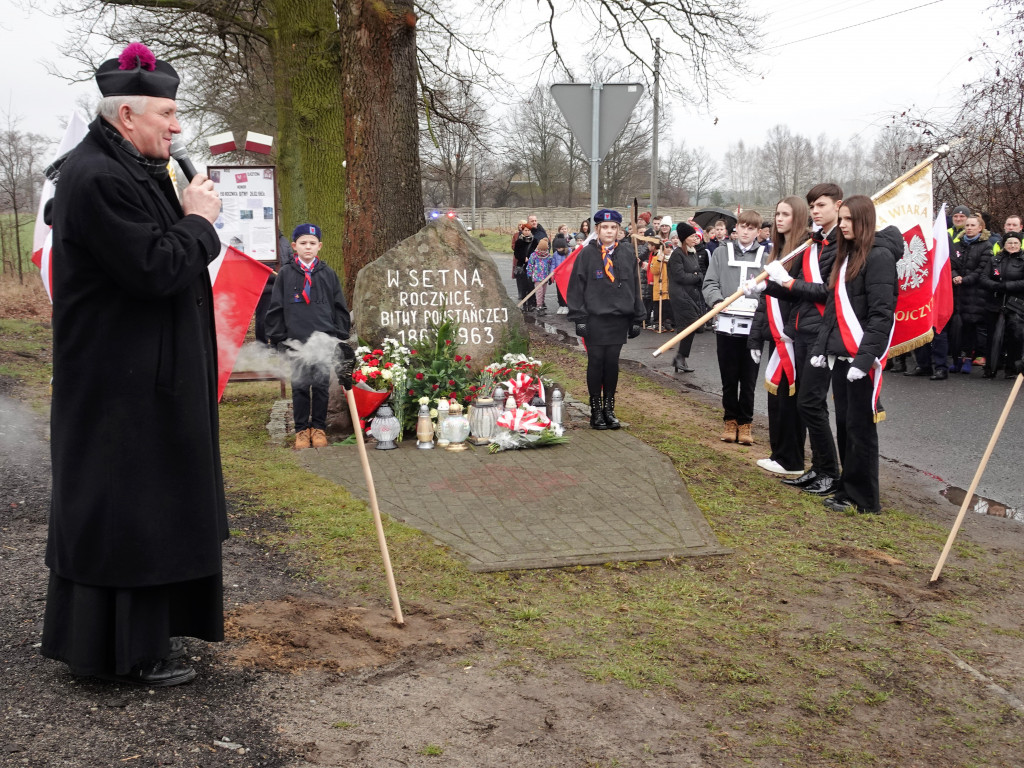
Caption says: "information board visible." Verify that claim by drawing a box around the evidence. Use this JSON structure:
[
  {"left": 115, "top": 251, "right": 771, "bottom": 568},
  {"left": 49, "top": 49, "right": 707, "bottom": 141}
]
[{"left": 208, "top": 165, "right": 279, "bottom": 263}]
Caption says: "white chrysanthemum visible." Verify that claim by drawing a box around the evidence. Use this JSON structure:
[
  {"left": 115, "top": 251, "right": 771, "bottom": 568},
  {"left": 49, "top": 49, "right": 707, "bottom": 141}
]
[
  {"left": 381, "top": 369, "right": 393, "bottom": 380},
  {"left": 418, "top": 396, "right": 430, "bottom": 405}
]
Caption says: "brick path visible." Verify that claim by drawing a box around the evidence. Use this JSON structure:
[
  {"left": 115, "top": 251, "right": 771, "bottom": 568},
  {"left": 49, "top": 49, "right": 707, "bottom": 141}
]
[{"left": 297, "top": 426, "right": 728, "bottom": 572}]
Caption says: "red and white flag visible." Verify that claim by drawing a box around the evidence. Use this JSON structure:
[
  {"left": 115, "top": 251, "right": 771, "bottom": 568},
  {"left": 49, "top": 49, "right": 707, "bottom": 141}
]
[
  {"left": 31, "top": 111, "right": 90, "bottom": 302},
  {"left": 207, "top": 131, "right": 237, "bottom": 155},
  {"left": 873, "top": 160, "right": 948, "bottom": 355},
  {"left": 244, "top": 131, "right": 274, "bottom": 155},
  {"left": 931, "top": 204, "right": 954, "bottom": 334},
  {"left": 208, "top": 244, "right": 274, "bottom": 400}
]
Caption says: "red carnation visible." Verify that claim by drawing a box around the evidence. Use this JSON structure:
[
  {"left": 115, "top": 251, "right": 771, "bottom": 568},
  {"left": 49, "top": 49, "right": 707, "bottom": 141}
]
[
  {"left": 410, "top": 349, "right": 417, "bottom": 355},
  {"left": 407, "top": 389, "right": 415, "bottom": 396},
  {"left": 384, "top": 361, "right": 394, "bottom": 368},
  {"left": 465, "top": 355, "right": 472, "bottom": 361},
  {"left": 415, "top": 372, "right": 424, "bottom": 380},
  {"left": 432, "top": 384, "right": 439, "bottom": 390},
  {"left": 445, "top": 339, "right": 452, "bottom": 345},
  {"left": 369, "top": 370, "right": 380, "bottom": 378},
  {"left": 448, "top": 379, "right": 455, "bottom": 386},
  {"left": 455, "top": 355, "right": 463, "bottom": 362},
  {"left": 373, "top": 349, "right": 384, "bottom": 355},
  {"left": 118, "top": 42, "right": 157, "bottom": 71},
  {"left": 449, "top": 391, "right": 457, "bottom": 398}
]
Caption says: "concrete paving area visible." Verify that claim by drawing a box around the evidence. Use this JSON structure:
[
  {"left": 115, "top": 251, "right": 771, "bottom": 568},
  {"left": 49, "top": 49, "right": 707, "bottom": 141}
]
[{"left": 297, "top": 424, "right": 729, "bottom": 572}]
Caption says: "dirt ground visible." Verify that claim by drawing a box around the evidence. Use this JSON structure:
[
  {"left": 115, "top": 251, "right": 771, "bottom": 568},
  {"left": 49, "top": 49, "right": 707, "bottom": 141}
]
[{"left": 3, "top": 304, "right": 1024, "bottom": 766}]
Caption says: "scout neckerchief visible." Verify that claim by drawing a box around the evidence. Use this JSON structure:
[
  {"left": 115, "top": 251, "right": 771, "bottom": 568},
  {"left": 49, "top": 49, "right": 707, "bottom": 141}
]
[
  {"left": 764, "top": 290, "right": 796, "bottom": 396},
  {"left": 296, "top": 257, "right": 318, "bottom": 303},
  {"left": 600, "top": 243, "right": 616, "bottom": 282},
  {"left": 834, "top": 256, "right": 894, "bottom": 423}
]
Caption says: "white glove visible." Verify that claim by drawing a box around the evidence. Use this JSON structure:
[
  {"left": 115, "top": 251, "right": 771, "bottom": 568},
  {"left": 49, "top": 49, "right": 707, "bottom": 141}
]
[
  {"left": 810, "top": 354, "right": 828, "bottom": 369},
  {"left": 847, "top": 366, "right": 867, "bottom": 382},
  {"left": 743, "top": 278, "right": 766, "bottom": 297},
  {"left": 765, "top": 260, "right": 791, "bottom": 285},
  {"left": 750, "top": 349, "right": 762, "bottom": 364}
]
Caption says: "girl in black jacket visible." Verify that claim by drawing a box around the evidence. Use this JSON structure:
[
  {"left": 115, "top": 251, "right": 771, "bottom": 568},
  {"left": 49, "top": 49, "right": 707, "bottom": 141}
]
[
  {"left": 568, "top": 209, "right": 646, "bottom": 429},
  {"left": 950, "top": 215, "right": 993, "bottom": 370},
  {"left": 746, "top": 195, "right": 812, "bottom": 476},
  {"left": 809, "top": 195, "right": 901, "bottom": 514},
  {"left": 668, "top": 222, "right": 707, "bottom": 372}
]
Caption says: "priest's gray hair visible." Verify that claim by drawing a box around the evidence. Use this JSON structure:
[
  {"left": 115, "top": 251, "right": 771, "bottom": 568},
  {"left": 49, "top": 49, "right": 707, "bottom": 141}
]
[{"left": 97, "top": 95, "right": 149, "bottom": 122}]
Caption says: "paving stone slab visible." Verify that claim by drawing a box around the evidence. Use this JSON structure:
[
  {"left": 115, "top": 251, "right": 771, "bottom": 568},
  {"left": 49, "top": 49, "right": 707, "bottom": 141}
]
[{"left": 297, "top": 427, "right": 730, "bottom": 572}]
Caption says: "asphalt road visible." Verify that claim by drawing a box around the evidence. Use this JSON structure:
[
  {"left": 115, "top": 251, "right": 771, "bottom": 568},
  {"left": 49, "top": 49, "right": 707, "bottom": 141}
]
[{"left": 490, "top": 252, "right": 1023, "bottom": 513}]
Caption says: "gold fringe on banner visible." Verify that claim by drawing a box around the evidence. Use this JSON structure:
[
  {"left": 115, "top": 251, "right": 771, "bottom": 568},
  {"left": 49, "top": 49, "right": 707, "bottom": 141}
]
[
  {"left": 874, "top": 409, "right": 887, "bottom": 424},
  {"left": 887, "top": 328, "right": 935, "bottom": 358},
  {"left": 763, "top": 380, "right": 796, "bottom": 396}
]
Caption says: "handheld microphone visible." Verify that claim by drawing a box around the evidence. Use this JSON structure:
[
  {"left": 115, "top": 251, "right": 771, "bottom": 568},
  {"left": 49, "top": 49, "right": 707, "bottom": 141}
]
[{"left": 169, "top": 137, "right": 198, "bottom": 182}]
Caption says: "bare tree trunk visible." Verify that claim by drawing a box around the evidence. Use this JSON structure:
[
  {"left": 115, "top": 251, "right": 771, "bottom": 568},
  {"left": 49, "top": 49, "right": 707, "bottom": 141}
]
[
  {"left": 338, "top": 0, "right": 425, "bottom": 300},
  {"left": 13, "top": 208, "right": 22, "bottom": 284}
]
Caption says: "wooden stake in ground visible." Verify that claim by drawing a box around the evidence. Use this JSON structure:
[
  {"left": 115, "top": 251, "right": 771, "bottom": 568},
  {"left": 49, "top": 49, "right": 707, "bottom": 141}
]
[
  {"left": 651, "top": 239, "right": 811, "bottom": 357},
  {"left": 341, "top": 386, "right": 405, "bottom": 625},
  {"left": 930, "top": 372, "right": 1023, "bottom": 583}
]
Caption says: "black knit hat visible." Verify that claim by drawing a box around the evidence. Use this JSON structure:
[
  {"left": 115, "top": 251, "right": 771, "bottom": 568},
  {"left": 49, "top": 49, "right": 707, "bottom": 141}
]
[
  {"left": 96, "top": 43, "right": 179, "bottom": 99},
  {"left": 676, "top": 222, "right": 696, "bottom": 241},
  {"left": 1002, "top": 231, "right": 1022, "bottom": 245}
]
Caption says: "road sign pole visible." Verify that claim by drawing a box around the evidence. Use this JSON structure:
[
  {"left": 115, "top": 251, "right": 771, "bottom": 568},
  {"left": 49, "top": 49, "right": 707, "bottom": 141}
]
[{"left": 590, "top": 82, "right": 602, "bottom": 217}]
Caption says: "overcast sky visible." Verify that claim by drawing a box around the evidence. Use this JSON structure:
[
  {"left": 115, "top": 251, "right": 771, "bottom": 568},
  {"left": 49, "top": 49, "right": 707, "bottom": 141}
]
[{"left": 0, "top": 0, "right": 1000, "bottom": 161}]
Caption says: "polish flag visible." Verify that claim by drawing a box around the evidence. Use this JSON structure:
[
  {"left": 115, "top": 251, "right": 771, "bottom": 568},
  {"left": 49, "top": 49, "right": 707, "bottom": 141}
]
[
  {"left": 244, "top": 131, "right": 274, "bottom": 154},
  {"left": 31, "top": 111, "right": 90, "bottom": 302},
  {"left": 551, "top": 231, "right": 595, "bottom": 308},
  {"left": 207, "top": 131, "right": 237, "bottom": 155},
  {"left": 208, "top": 244, "right": 274, "bottom": 400},
  {"left": 931, "top": 204, "right": 954, "bottom": 334}
]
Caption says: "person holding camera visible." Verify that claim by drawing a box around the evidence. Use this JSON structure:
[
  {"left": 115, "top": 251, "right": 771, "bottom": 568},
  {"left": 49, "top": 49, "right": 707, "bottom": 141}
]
[{"left": 568, "top": 209, "right": 646, "bottom": 430}]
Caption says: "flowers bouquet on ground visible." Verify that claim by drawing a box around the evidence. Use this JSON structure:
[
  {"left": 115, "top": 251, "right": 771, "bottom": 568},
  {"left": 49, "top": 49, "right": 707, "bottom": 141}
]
[
  {"left": 352, "top": 338, "right": 411, "bottom": 434},
  {"left": 489, "top": 404, "right": 567, "bottom": 453},
  {"left": 401, "top": 316, "right": 480, "bottom": 431}
]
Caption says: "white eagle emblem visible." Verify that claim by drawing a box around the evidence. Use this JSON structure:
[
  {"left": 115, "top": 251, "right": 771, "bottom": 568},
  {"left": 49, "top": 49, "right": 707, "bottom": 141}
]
[{"left": 897, "top": 233, "right": 929, "bottom": 290}]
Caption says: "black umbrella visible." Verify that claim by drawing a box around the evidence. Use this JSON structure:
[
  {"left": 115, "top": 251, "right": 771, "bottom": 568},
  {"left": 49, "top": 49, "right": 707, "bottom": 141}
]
[
  {"left": 692, "top": 207, "right": 738, "bottom": 233},
  {"left": 986, "top": 311, "right": 1006, "bottom": 377}
]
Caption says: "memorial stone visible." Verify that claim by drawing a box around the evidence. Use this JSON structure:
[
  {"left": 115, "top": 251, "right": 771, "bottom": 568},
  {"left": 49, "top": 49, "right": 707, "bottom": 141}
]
[{"left": 352, "top": 217, "right": 526, "bottom": 362}]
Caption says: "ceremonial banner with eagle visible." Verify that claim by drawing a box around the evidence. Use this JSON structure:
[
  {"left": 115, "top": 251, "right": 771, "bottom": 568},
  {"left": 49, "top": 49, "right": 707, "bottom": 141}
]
[{"left": 873, "top": 161, "right": 953, "bottom": 355}]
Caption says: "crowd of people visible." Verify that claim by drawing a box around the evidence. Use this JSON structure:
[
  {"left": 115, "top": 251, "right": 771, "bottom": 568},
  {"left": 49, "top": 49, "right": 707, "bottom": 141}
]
[{"left": 522, "top": 184, "right": 1024, "bottom": 518}]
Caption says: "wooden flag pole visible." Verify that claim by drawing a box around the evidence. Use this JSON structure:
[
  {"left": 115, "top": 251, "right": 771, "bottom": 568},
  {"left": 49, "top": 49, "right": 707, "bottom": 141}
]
[
  {"left": 930, "top": 372, "right": 1023, "bottom": 583},
  {"left": 516, "top": 272, "right": 554, "bottom": 308},
  {"left": 342, "top": 386, "right": 405, "bottom": 625},
  {"left": 652, "top": 239, "right": 811, "bottom": 357}
]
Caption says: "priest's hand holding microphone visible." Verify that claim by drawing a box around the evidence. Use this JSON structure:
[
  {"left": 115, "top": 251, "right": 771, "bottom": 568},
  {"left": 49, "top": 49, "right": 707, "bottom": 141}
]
[{"left": 171, "top": 137, "right": 221, "bottom": 225}]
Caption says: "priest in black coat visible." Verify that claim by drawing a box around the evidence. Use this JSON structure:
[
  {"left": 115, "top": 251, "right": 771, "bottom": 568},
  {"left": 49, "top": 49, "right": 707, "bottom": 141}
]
[{"left": 42, "top": 43, "right": 227, "bottom": 686}]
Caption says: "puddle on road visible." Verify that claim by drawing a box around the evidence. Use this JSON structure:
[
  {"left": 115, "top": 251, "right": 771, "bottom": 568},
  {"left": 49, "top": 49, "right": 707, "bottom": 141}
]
[{"left": 942, "top": 486, "right": 1024, "bottom": 522}]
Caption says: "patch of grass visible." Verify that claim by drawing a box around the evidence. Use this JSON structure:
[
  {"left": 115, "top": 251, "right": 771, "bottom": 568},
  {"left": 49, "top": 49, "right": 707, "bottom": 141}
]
[
  {"left": 419, "top": 744, "right": 444, "bottom": 756},
  {"left": 473, "top": 228, "right": 512, "bottom": 254},
  {"left": 208, "top": 340, "right": 1024, "bottom": 767},
  {"left": 0, "top": 317, "right": 52, "bottom": 403},
  {"left": 332, "top": 721, "right": 356, "bottom": 729}
]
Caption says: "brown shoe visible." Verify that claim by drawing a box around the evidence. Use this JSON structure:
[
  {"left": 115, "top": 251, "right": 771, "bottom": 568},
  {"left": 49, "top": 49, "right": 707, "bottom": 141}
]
[
  {"left": 720, "top": 419, "right": 738, "bottom": 443},
  {"left": 310, "top": 428, "right": 328, "bottom": 448},
  {"left": 737, "top": 423, "right": 753, "bottom": 445},
  {"left": 294, "top": 428, "right": 311, "bottom": 450}
]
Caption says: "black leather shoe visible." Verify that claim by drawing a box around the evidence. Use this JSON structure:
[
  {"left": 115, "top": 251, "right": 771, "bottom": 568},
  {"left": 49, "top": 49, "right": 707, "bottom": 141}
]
[
  {"left": 99, "top": 658, "right": 197, "bottom": 687},
  {"left": 891, "top": 358, "right": 907, "bottom": 373},
  {"left": 803, "top": 475, "right": 840, "bottom": 495},
  {"left": 929, "top": 368, "right": 948, "bottom": 380},
  {"left": 823, "top": 496, "right": 854, "bottom": 512},
  {"left": 905, "top": 367, "right": 932, "bottom": 377},
  {"left": 783, "top": 470, "right": 818, "bottom": 487}
]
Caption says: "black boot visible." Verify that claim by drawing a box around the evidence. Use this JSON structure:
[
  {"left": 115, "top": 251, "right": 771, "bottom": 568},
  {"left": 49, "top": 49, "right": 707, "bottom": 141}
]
[
  {"left": 590, "top": 395, "right": 608, "bottom": 430},
  {"left": 603, "top": 395, "right": 621, "bottom": 430},
  {"left": 672, "top": 352, "right": 693, "bottom": 373}
]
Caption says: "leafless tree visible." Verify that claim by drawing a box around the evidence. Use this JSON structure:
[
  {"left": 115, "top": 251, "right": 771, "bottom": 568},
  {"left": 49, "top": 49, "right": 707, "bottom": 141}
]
[
  {"left": 689, "top": 147, "right": 721, "bottom": 207},
  {"left": 0, "top": 113, "right": 53, "bottom": 282}
]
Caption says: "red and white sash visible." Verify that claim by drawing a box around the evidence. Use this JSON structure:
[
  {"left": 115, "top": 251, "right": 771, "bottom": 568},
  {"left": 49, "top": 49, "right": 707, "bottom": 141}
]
[
  {"left": 764, "top": 295, "right": 796, "bottom": 395},
  {"left": 834, "top": 258, "right": 894, "bottom": 423},
  {"left": 802, "top": 243, "right": 826, "bottom": 316}
]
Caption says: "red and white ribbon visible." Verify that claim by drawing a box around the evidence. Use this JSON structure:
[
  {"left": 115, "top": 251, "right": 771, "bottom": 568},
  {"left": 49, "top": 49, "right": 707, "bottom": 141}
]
[
  {"left": 496, "top": 407, "right": 551, "bottom": 433},
  {"left": 764, "top": 295, "right": 796, "bottom": 395},
  {"left": 802, "top": 243, "right": 826, "bottom": 317},
  {"left": 835, "top": 258, "right": 893, "bottom": 422}
]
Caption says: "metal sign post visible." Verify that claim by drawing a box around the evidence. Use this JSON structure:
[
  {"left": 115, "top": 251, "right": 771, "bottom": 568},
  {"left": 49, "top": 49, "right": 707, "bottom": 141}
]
[{"left": 551, "top": 82, "right": 644, "bottom": 215}]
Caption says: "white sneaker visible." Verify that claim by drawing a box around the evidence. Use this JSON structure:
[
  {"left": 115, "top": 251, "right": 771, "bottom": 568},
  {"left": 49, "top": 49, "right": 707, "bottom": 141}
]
[
  {"left": 756, "top": 458, "right": 804, "bottom": 475},
  {"left": 557, "top": 306, "right": 568, "bottom": 314}
]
